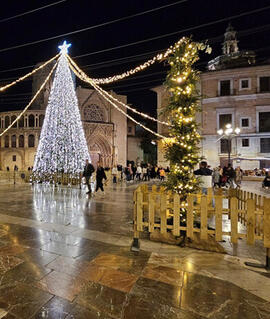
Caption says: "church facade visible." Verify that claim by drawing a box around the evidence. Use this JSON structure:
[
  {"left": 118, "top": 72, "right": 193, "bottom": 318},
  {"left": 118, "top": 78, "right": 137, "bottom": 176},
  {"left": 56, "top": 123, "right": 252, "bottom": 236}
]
[{"left": 0, "top": 62, "right": 128, "bottom": 170}]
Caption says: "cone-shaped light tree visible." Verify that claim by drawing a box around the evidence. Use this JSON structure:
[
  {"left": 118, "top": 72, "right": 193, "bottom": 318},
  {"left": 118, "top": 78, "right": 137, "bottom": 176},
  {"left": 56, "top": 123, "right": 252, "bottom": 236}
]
[
  {"left": 33, "top": 41, "right": 90, "bottom": 179},
  {"left": 163, "top": 37, "right": 211, "bottom": 197}
]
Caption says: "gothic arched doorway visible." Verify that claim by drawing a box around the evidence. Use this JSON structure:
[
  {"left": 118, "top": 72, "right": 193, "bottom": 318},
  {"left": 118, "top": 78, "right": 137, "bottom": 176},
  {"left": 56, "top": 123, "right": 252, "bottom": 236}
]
[{"left": 88, "top": 135, "right": 112, "bottom": 168}]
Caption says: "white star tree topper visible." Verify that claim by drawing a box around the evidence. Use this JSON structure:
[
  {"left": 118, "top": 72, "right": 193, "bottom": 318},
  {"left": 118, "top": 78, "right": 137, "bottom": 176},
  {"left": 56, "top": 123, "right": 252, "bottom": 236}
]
[{"left": 58, "top": 40, "right": 71, "bottom": 54}]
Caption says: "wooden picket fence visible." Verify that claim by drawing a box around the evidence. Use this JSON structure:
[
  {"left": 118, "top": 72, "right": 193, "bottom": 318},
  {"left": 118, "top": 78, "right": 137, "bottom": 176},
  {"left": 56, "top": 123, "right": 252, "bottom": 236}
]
[{"left": 133, "top": 185, "right": 270, "bottom": 250}]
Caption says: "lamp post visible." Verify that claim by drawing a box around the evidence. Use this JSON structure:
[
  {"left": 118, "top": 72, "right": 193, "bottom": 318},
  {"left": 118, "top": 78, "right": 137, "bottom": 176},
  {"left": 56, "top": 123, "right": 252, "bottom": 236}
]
[{"left": 217, "top": 124, "right": 240, "bottom": 165}]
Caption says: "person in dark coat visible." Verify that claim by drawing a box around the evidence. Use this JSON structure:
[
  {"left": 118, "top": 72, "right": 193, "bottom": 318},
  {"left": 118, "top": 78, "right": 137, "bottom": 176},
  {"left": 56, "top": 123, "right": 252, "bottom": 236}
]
[
  {"left": 95, "top": 163, "right": 107, "bottom": 195},
  {"left": 83, "top": 159, "right": 95, "bottom": 194}
]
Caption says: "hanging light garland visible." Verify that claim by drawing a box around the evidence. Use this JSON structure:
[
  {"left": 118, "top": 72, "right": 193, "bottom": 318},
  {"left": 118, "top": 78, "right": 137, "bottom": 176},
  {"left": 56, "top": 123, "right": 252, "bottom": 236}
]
[
  {"left": 0, "top": 53, "right": 60, "bottom": 92},
  {"left": 68, "top": 60, "right": 165, "bottom": 139},
  {"left": 0, "top": 60, "right": 59, "bottom": 137},
  {"left": 67, "top": 54, "right": 170, "bottom": 126},
  {"left": 84, "top": 38, "right": 185, "bottom": 84}
]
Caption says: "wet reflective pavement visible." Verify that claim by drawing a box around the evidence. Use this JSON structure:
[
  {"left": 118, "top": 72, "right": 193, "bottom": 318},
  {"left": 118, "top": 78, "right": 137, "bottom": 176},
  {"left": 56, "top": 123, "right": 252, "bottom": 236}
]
[{"left": 0, "top": 183, "right": 269, "bottom": 318}]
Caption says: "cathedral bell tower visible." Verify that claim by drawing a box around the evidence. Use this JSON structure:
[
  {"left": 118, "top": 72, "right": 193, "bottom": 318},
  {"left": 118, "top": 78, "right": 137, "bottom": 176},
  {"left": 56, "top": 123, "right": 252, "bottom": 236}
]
[{"left": 222, "top": 23, "right": 239, "bottom": 55}]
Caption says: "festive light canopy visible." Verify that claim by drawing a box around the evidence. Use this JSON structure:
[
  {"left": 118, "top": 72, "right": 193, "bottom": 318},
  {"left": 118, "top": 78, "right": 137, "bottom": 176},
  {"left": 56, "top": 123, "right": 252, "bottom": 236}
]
[{"left": 33, "top": 41, "right": 90, "bottom": 178}]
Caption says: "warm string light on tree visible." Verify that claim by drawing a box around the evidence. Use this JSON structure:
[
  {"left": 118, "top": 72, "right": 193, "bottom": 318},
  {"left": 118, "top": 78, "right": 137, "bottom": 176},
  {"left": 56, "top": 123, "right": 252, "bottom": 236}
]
[
  {"left": 0, "top": 53, "right": 60, "bottom": 92},
  {"left": 0, "top": 61, "right": 58, "bottom": 137},
  {"left": 67, "top": 55, "right": 170, "bottom": 127},
  {"left": 33, "top": 41, "right": 90, "bottom": 180},
  {"left": 82, "top": 38, "right": 185, "bottom": 84},
  {"left": 163, "top": 37, "right": 211, "bottom": 196}
]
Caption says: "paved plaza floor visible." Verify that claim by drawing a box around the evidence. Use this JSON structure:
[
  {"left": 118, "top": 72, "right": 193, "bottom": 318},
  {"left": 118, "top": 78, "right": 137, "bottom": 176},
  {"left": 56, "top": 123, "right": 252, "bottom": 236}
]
[{"left": 0, "top": 182, "right": 269, "bottom": 318}]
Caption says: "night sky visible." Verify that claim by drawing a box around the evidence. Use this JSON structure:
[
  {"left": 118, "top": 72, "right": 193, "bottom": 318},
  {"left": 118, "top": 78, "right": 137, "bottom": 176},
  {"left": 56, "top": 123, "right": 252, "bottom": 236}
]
[{"left": 1, "top": 0, "right": 270, "bottom": 115}]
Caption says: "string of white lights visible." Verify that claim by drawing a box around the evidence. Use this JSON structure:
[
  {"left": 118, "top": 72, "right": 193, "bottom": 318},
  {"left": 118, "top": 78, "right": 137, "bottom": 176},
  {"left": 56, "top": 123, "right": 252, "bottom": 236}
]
[
  {"left": 90, "top": 38, "right": 186, "bottom": 84},
  {"left": 0, "top": 53, "right": 59, "bottom": 92},
  {"left": 68, "top": 61, "right": 165, "bottom": 139},
  {"left": 0, "top": 60, "right": 59, "bottom": 137},
  {"left": 67, "top": 55, "right": 170, "bottom": 126}
]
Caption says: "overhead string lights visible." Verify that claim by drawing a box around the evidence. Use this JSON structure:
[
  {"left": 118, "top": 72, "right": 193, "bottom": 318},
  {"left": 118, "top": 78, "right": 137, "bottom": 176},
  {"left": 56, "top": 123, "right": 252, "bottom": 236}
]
[
  {"left": 68, "top": 60, "right": 166, "bottom": 139},
  {"left": 0, "top": 53, "right": 60, "bottom": 92},
  {"left": 0, "top": 59, "right": 59, "bottom": 137},
  {"left": 67, "top": 54, "right": 170, "bottom": 127},
  {"left": 91, "top": 38, "right": 185, "bottom": 84}
]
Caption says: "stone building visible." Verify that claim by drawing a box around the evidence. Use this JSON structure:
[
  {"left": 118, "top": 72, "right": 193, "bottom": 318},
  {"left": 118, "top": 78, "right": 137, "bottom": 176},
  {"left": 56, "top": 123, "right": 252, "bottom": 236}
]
[
  {"left": 0, "top": 63, "right": 128, "bottom": 170},
  {"left": 156, "top": 24, "right": 270, "bottom": 169}
]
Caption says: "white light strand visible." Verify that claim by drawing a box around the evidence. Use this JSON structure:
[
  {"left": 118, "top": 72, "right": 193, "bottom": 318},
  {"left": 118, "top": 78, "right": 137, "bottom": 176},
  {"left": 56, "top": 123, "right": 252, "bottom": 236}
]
[
  {"left": 33, "top": 53, "right": 90, "bottom": 177},
  {"left": 88, "top": 38, "right": 186, "bottom": 84},
  {"left": 69, "top": 61, "right": 165, "bottom": 139},
  {"left": 0, "top": 60, "right": 58, "bottom": 137},
  {"left": 67, "top": 55, "right": 170, "bottom": 126},
  {"left": 0, "top": 53, "right": 60, "bottom": 92}
]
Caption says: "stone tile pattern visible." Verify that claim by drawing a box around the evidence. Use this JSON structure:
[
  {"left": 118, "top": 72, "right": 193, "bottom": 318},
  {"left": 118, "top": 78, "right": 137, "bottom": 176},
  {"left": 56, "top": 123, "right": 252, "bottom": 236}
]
[{"left": 0, "top": 222, "right": 270, "bottom": 319}]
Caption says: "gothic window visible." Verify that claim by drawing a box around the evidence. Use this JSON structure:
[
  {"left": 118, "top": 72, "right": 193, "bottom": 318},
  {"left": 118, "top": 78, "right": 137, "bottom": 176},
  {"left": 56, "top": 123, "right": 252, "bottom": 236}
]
[
  {"left": 84, "top": 104, "right": 105, "bottom": 122},
  {"left": 11, "top": 115, "right": 17, "bottom": 128},
  {"left": 4, "top": 135, "right": 9, "bottom": 148},
  {"left": 39, "top": 114, "right": 45, "bottom": 127},
  {"left": 18, "top": 116, "right": 24, "bottom": 128},
  {"left": 19, "top": 135, "right": 24, "bottom": 148},
  {"left": 28, "top": 114, "right": 35, "bottom": 127},
  {"left": 5, "top": 116, "right": 10, "bottom": 128},
  {"left": 28, "top": 134, "right": 35, "bottom": 147},
  {"left": 11, "top": 135, "right": 16, "bottom": 148}
]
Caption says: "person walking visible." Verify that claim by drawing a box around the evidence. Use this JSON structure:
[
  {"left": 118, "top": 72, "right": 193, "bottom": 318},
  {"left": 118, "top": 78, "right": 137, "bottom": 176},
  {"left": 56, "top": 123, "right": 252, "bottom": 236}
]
[
  {"left": 213, "top": 166, "right": 221, "bottom": 188},
  {"left": 95, "top": 163, "right": 107, "bottom": 195},
  {"left": 112, "top": 165, "right": 118, "bottom": 184},
  {"left": 136, "top": 165, "right": 142, "bottom": 181},
  {"left": 194, "top": 161, "right": 212, "bottom": 194},
  {"left": 83, "top": 159, "right": 95, "bottom": 194},
  {"left": 160, "top": 168, "right": 166, "bottom": 181},
  {"left": 142, "top": 166, "right": 147, "bottom": 181}
]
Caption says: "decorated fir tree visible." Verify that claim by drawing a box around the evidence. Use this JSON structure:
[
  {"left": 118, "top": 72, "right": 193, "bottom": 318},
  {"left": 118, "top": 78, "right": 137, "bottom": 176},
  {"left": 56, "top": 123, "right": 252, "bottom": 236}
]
[
  {"left": 33, "top": 41, "right": 90, "bottom": 179},
  {"left": 163, "top": 37, "right": 211, "bottom": 197}
]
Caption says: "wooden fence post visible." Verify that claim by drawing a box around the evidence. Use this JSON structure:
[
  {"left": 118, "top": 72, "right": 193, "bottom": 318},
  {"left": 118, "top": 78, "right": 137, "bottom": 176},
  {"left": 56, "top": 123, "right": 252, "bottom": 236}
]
[
  {"left": 160, "top": 193, "right": 167, "bottom": 234},
  {"left": 173, "top": 193, "right": 180, "bottom": 237},
  {"left": 131, "top": 190, "right": 140, "bottom": 251},
  {"left": 136, "top": 191, "right": 143, "bottom": 232},
  {"left": 149, "top": 193, "right": 155, "bottom": 233},
  {"left": 264, "top": 198, "right": 270, "bottom": 251},
  {"left": 187, "top": 195, "right": 194, "bottom": 239},
  {"left": 200, "top": 195, "right": 208, "bottom": 240},
  {"left": 230, "top": 197, "right": 238, "bottom": 255},
  {"left": 215, "top": 195, "right": 223, "bottom": 242},
  {"left": 246, "top": 198, "right": 255, "bottom": 246}
]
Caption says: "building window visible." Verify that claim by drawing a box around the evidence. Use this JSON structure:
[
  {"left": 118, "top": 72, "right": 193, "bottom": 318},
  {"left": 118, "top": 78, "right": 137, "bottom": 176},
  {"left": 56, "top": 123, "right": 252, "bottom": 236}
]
[
  {"left": 258, "top": 112, "right": 270, "bottom": 132},
  {"left": 4, "top": 116, "right": 10, "bottom": 128},
  {"left": 4, "top": 135, "right": 9, "bottom": 148},
  {"left": 11, "top": 115, "right": 17, "bottom": 128},
  {"left": 260, "top": 138, "right": 270, "bottom": 153},
  {"left": 239, "top": 79, "right": 250, "bottom": 90},
  {"left": 18, "top": 116, "right": 24, "bottom": 128},
  {"left": 28, "top": 134, "right": 35, "bottom": 147},
  {"left": 39, "top": 114, "right": 45, "bottom": 127},
  {"left": 242, "top": 139, "right": 249, "bottom": 147},
  {"left": 11, "top": 135, "right": 16, "bottom": 148},
  {"left": 84, "top": 104, "right": 105, "bottom": 122},
  {"left": 259, "top": 77, "right": 270, "bottom": 93},
  {"left": 128, "top": 126, "right": 132, "bottom": 133},
  {"left": 241, "top": 118, "right": 250, "bottom": 128},
  {"left": 19, "top": 135, "right": 24, "bottom": 148},
  {"left": 220, "top": 139, "right": 230, "bottom": 153},
  {"left": 219, "top": 80, "right": 231, "bottom": 96},
  {"left": 12, "top": 155, "right": 16, "bottom": 162},
  {"left": 28, "top": 114, "right": 35, "bottom": 127},
  {"left": 219, "top": 114, "right": 232, "bottom": 129}
]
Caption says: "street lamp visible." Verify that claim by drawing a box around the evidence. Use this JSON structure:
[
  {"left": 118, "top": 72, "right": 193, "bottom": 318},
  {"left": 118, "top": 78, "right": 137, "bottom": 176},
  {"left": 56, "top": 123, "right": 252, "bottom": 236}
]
[{"left": 217, "top": 124, "right": 240, "bottom": 165}]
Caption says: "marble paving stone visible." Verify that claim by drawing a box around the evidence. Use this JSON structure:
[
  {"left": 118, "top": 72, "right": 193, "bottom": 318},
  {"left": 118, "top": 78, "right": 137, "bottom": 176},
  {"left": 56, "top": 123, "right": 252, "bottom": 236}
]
[
  {"left": 16, "top": 248, "right": 58, "bottom": 267},
  {"left": 0, "top": 255, "right": 23, "bottom": 275},
  {"left": 76, "top": 281, "right": 127, "bottom": 318},
  {"left": 0, "top": 282, "right": 52, "bottom": 319},
  {"left": 66, "top": 303, "right": 114, "bottom": 319},
  {"left": 75, "top": 246, "right": 104, "bottom": 263},
  {"left": 0, "top": 244, "right": 28, "bottom": 256},
  {"left": 77, "top": 264, "right": 108, "bottom": 283},
  {"left": 99, "top": 268, "right": 138, "bottom": 293},
  {"left": 0, "top": 261, "right": 51, "bottom": 286},
  {"left": 35, "top": 270, "right": 87, "bottom": 302},
  {"left": 123, "top": 295, "right": 206, "bottom": 319},
  {"left": 148, "top": 253, "right": 183, "bottom": 270},
  {"left": 180, "top": 271, "right": 270, "bottom": 319},
  {"left": 34, "top": 296, "right": 74, "bottom": 319},
  {"left": 142, "top": 264, "right": 184, "bottom": 287},
  {"left": 46, "top": 256, "right": 88, "bottom": 277},
  {"left": 131, "top": 277, "right": 181, "bottom": 309},
  {"left": 40, "top": 241, "right": 88, "bottom": 258}
]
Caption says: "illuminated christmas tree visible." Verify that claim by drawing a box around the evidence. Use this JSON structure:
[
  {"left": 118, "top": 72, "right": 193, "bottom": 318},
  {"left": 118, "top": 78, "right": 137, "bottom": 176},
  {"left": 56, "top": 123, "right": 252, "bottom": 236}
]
[
  {"left": 33, "top": 41, "right": 90, "bottom": 179},
  {"left": 163, "top": 37, "right": 211, "bottom": 197}
]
